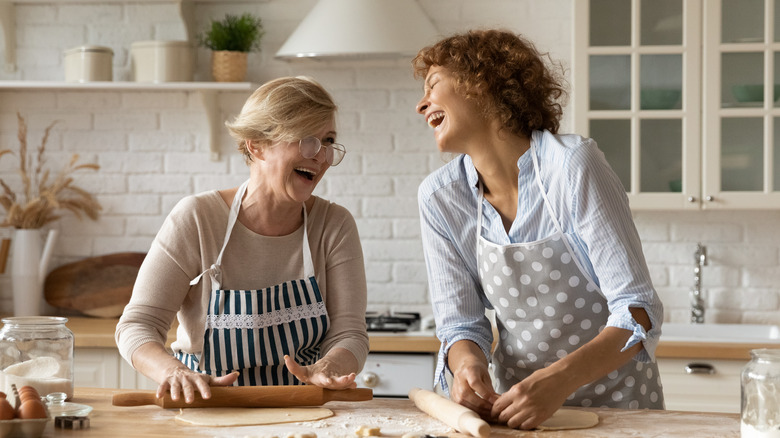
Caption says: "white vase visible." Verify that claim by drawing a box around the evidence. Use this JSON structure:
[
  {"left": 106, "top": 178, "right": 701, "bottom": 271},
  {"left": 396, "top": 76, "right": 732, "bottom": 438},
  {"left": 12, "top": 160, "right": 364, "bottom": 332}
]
[{"left": 11, "top": 228, "right": 58, "bottom": 316}]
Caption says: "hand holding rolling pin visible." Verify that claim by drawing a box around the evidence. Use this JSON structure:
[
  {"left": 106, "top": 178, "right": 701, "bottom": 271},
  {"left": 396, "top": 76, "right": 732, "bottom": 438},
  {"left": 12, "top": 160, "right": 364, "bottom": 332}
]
[{"left": 409, "top": 388, "right": 491, "bottom": 438}]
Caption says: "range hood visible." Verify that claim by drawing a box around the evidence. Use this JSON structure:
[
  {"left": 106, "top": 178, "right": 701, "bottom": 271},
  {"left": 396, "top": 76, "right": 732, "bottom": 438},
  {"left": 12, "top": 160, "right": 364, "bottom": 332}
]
[{"left": 275, "top": 0, "right": 439, "bottom": 60}]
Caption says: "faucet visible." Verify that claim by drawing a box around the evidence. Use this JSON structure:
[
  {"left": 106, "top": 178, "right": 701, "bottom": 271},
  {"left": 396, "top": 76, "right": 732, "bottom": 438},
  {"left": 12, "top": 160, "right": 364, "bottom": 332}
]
[{"left": 690, "top": 243, "right": 707, "bottom": 324}]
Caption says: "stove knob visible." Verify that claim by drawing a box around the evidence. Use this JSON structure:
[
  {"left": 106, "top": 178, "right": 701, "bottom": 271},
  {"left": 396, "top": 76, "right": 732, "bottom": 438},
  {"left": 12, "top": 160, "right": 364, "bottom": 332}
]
[{"left": 361, "top": 372, "right": 379, "bottom": 388}]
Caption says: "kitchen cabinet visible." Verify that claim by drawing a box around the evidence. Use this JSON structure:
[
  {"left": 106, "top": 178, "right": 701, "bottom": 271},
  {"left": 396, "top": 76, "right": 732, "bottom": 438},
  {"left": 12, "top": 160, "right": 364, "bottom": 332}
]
[
  {"left": 573, "top": 0, "right": 780, "bottom": 209},
  {"left": 75, "top": 348, "right": 158, "bottom": 390},
  {"left": 657, "top": 357, "right": 744, "bottom": 413}
]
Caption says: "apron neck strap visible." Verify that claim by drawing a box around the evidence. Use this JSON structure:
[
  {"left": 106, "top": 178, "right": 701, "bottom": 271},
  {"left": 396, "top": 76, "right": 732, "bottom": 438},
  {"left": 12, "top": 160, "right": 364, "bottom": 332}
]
[{"left": 190, "top": 179, "right": 315, "bottom": 287}]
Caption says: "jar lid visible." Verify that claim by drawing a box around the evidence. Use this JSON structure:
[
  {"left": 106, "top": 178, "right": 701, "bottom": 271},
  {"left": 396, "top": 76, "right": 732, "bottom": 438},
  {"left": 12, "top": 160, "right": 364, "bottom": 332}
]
[
  {"left": 130, "top": 40, "right": 192, "bottom": 49},
  {"left": 63, "top": 45, "right": 114, "bottom": 56},
  {"left": 0, "top": 316, "right": 68, "bottom": 325}
]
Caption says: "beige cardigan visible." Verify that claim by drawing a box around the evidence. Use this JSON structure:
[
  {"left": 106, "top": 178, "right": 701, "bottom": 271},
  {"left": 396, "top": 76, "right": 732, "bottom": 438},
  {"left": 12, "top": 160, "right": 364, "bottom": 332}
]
[{"left": 115, "top": 191, "right": 369, "bottom": 371}]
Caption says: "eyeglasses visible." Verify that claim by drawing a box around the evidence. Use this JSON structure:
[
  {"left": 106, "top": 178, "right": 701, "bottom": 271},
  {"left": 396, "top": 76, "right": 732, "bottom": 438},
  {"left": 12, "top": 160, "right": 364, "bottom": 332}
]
[{"left": 299, "top": 136, "right": 346, "bottom": 166}]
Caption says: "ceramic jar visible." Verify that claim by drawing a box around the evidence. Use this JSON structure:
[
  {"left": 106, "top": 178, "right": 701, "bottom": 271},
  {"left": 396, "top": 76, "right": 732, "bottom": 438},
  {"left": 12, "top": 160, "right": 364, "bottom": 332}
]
[{"left": 63, "top": 46, "right": 113, "bottom": 82}]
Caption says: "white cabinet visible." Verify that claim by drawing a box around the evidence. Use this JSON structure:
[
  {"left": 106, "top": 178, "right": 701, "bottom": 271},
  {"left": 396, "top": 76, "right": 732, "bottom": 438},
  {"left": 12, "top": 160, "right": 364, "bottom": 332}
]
[
  {"left": 356, "top": 353, "right": 435, "bottom": 397},
  {"left": 75, "top": 348, "right": 157, "bottom": 390},
  {"left": 573, "top": 0, "right": 780, "bottom": 209},
  {"left": 657, "top": 357, "right": 745, "bottom": 413}
]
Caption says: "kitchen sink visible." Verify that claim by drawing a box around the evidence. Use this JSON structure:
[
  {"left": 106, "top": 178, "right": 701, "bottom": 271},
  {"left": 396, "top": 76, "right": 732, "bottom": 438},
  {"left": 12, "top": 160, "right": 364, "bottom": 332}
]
[{"left": 661, "top": 323, "right": 780, "bottom": 343}]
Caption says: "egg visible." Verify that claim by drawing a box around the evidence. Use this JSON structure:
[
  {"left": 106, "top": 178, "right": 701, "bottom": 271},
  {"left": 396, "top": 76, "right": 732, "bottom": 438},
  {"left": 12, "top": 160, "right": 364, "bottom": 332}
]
[
  {"left": 17, "top": 386, "right": 39, "bottom": 397},
  {"left": 18, "top": 387, "right": 40, "bottom": 403},
  {"left": 0, "top": 399, "right": 13, "bottom": 420},
  {"left": 17, "top": 400, "right": 46, "bottom": 419}
]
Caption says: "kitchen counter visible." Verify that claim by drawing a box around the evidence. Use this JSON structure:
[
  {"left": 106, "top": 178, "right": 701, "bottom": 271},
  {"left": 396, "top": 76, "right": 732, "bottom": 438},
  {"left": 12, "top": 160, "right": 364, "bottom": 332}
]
[
  {"left": 64, "top": 316, "right": 777, "bottom": 359},
  {"left": 64, "top": 317, "right": 441, "bottom": 353},
  {"left": 36, "top": 387, "right": 739, "bottom": 437}
]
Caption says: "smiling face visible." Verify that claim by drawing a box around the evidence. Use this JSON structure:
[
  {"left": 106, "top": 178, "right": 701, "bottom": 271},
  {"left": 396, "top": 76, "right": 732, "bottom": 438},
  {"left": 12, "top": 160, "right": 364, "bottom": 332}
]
[
  {"left": 253, "top": 119, "right": 336, "bottom": 205},
  {"left": 415, "top": 65, "right": 487, "bottom": 155}
]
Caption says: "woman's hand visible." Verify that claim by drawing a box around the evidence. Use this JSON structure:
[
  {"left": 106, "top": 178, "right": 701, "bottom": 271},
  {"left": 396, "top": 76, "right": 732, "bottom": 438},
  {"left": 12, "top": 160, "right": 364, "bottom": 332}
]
[
  {"left": 156, "top": 368, "right": 239, "bottom": 403},
  {"left": 449, "top": 357, "right": 498, "bottom": 420},
  {"left": 447, "top": 340, "right": 499, "bottom": 420},
  {"left": 284, "top": 353, "right": 357, "bottom": 390},
  {"left": 489, "top": 368, "right": 569, "bottom": 430}
]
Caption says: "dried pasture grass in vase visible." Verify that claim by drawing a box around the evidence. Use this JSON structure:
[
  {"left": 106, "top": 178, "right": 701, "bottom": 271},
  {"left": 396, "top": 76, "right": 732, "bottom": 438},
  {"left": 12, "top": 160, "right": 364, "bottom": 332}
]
[{"left": 0, "top": 112, "right": 102, "bottom": 229}]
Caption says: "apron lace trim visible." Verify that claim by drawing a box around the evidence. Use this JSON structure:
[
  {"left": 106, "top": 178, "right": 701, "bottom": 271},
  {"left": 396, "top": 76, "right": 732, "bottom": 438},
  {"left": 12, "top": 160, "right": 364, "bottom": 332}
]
[{"left": 205, "top": 301, "right": 327, "bottom": 330}]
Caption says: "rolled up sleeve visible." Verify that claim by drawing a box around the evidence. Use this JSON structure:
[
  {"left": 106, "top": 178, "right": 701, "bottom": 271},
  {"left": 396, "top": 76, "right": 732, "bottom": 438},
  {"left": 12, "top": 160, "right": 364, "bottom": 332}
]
[{"left": 418, "top": 174, "right": 493, "bottom": 394}]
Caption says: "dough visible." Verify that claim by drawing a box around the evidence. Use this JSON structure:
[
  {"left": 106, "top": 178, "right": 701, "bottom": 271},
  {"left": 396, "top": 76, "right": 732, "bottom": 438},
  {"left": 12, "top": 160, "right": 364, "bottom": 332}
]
[
  {"left": 174, "top": 407, "right": 334, "bottom": 427},
  {"left": 355, "top": 425, "right": 381, "bottom": 436},
  {"left": 536, "top": 409, "right": 599, "bottom": 430}
]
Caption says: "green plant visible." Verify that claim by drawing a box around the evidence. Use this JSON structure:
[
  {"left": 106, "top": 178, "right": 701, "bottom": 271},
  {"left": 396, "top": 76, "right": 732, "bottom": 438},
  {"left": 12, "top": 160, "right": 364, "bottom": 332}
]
[{"left": 199, "top": 13, "right": 265, "bottom": 53}]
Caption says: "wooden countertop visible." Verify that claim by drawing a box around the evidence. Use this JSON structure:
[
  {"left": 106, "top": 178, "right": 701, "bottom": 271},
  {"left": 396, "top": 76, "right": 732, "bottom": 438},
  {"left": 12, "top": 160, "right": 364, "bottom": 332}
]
[
  {"left": 63, "top": 316, "right": 775, "bottom": 360},
  {"left": 33, "top": 387, "right": 739, "bottom": 437}
]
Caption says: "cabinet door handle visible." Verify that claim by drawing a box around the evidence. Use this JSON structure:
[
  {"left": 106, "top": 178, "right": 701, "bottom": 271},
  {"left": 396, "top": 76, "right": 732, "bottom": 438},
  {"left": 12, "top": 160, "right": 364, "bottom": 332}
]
[
  {"left": 685, "top": 363, "right": 715, "bottom": 375},
  {"left": 687, "top": 196, "right": 696, "bottom": 203},
  {"left": 705, "top": 196, "right": 714, "bottom": 202}
]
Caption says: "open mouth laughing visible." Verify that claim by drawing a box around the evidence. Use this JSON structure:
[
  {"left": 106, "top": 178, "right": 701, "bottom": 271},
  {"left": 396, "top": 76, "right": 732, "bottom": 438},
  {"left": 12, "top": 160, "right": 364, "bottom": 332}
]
[
  {"left": 294, "top": 167, "right": 317, "bottom": 181},
  {"left": 427, "top": 111, "right": 445, "bottom": 128}
]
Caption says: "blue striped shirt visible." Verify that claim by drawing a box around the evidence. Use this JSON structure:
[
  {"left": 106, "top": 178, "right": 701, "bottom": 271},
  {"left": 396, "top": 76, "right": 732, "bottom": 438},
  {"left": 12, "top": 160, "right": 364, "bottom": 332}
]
[{"left": 418, "top": 130, "right": 663, "bottom": 391}]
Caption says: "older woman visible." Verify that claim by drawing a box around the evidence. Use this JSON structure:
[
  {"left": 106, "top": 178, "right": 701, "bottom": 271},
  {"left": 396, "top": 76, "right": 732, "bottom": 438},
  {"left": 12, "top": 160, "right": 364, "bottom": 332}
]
[
  {"left": 116, "top": 76, "right": 369, "bottom": 403},
  {"left": 414, "top": 30, "right": 664, "bottom": 429}
]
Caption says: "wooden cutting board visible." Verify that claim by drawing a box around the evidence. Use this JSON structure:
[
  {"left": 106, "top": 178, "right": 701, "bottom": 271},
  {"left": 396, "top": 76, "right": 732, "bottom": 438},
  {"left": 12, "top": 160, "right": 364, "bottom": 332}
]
[
  {"left": 112, "top": 386, "right": 374, "bottom": 409},
  {"left": 44, "top": 252, "right": 145, "bottom": 318}
]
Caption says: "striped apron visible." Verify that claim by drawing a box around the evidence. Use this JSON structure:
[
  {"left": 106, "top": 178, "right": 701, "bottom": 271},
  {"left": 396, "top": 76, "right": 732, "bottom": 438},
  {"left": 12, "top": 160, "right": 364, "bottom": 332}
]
[{"left": 177, "top": 179, "right": 330, "bottom": 386}]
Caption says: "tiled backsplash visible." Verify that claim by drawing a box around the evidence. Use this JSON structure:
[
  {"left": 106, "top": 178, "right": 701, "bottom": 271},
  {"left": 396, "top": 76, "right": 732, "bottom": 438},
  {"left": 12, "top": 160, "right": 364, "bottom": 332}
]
[{"left": 0, "top": 0, "right": 778, "bottom": 324}]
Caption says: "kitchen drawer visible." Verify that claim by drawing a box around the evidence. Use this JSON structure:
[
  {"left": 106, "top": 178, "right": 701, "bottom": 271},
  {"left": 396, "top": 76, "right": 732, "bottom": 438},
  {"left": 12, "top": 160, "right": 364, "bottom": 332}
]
[
  {"left": 657, "top": 357, "right": 746, "bottom": 413},
  {"left": 357, "top": 353, "right": 435, "bottom": 397}
]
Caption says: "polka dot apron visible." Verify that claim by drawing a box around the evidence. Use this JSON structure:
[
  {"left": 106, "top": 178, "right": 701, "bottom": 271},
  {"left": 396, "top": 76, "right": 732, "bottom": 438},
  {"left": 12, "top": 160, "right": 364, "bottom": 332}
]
[
  {"left": 475, "top": 143, "right": 663, "bottom": 409},
  {"left": 178, "top": 179, "right": 330, "bottom": 386}
]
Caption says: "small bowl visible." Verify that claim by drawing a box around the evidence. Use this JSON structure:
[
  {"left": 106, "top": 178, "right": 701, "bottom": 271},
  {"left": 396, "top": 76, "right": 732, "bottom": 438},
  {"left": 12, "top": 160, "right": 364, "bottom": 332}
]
[
  {"left": 641, "top": 89, "right": 681, "bottom": 110},
  {"left": 731, "top": 84, "right": 780, "bottom": 102}
]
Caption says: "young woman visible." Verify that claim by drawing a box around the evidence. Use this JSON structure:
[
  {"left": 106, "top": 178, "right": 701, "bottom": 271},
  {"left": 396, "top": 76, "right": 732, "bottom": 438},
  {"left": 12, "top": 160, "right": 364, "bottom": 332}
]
[{"left": 414, "top": 30, "right": 665, "bottom": 430}]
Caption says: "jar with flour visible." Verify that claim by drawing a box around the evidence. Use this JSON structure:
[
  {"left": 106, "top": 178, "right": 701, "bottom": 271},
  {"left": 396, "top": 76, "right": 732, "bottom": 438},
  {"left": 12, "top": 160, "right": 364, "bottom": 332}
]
[
  {"left": 742, "top": 349, "right": 780, "bottom": 438},
  {"left": 0, "top": 317, "right": 73, "bottom": 400}
]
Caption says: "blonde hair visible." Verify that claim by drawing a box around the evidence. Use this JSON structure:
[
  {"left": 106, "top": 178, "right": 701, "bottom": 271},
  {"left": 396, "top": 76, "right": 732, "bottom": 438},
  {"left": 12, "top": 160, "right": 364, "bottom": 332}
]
[{"left": 225, "top": 76, "right": 337, "bottom": 162}]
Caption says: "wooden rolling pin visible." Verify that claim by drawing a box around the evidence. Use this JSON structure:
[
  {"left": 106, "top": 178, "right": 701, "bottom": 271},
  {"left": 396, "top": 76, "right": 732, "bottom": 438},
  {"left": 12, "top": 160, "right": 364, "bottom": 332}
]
[
  {"left": 408, "top": 387, "right": 490, "bottom": 438},
  {"left": 113, "top": 386, "right": 373, "bottom": 409}
]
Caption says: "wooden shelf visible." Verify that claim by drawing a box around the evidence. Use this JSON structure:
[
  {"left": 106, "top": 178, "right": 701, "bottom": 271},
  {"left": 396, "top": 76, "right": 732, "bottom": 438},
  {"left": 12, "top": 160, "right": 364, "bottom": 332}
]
[{"left": 0, "top": 81, "right": 258, "bottom": 160}]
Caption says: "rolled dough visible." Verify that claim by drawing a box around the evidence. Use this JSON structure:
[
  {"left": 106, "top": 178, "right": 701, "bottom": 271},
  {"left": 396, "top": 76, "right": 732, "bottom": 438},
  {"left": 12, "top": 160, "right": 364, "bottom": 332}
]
[
  {"left": 174, "top": 407, "right": 334, "bottom": 427},
  {"left": 536, "top": 409, "right": 599, "bottom": 430}
]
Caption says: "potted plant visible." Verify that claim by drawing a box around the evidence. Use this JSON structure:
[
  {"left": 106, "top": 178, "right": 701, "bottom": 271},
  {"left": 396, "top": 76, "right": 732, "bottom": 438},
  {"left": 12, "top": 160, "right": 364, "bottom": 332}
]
[
  {"left": 198, "top": 13, "right": 265, "bottom": 82},
  {"left": 0, "top": 112, "right": 101, "bottom": 315}
]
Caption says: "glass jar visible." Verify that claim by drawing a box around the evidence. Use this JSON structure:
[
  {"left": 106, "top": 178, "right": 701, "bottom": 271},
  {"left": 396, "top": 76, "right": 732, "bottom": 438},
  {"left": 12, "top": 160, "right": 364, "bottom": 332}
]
[
  {"left": 0, "top": 317, "right": 74, "bottom": 400},
  {"left": 741, "top": 348, "right": 780, "bottom": 437}
]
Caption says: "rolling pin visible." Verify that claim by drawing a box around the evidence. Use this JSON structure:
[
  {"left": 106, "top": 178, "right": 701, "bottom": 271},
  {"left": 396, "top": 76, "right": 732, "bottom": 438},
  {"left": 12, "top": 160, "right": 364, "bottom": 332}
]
[
  {"left": 408, "top": 387, "right": 490, "bottom": 438},
  {"left": 113, "top": 385, "right": 372, "bottom": 409}
]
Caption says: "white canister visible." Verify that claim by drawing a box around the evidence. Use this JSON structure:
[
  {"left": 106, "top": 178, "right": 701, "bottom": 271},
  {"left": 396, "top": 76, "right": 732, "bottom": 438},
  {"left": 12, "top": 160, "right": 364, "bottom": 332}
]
[
  {"left": 130, "top": 40, "right": 194, "bottom": 82},
  {"left": 63, "top": 46, "right": 113, "bottom": 82}
]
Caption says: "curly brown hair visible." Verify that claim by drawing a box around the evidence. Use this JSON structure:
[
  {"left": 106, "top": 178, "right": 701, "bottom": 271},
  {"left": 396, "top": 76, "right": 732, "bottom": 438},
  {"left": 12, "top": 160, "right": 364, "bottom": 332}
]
[{"left": 412, "top": 29, "right": 567, "bottom": 137}]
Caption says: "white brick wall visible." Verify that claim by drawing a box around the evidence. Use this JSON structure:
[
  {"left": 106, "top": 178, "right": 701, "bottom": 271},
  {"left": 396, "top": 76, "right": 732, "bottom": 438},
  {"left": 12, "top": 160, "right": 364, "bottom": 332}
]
[{"left": 0, "top": 0, "right": 778, "bottom": 325}]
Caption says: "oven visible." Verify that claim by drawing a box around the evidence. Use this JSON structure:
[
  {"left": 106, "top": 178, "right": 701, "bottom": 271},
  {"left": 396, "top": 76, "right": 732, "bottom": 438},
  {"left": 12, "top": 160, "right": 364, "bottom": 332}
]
[{"left": 357, "top": 312, "right": 437, "bottom": 397}]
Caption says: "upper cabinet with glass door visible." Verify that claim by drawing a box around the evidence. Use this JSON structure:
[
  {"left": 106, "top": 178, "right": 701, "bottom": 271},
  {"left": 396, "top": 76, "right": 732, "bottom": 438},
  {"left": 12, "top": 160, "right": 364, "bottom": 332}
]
[
  {"left": 574, "top": 0, "right": 780, "bottom": 209},
  {"left": 701, "top": 0, "right": 780, "bottom": 208}
]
